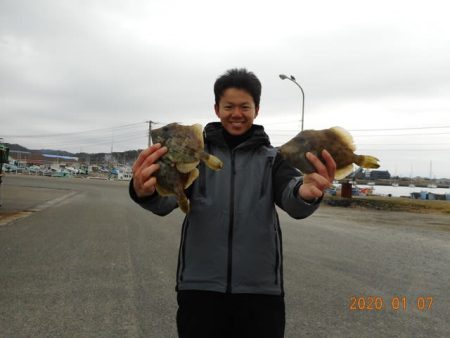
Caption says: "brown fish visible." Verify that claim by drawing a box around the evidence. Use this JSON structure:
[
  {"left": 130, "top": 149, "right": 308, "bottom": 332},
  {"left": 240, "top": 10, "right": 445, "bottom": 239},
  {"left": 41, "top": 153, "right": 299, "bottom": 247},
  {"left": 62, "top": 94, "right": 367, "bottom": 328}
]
[
  {"left": 151, "top": 123, "right": 223, "bottom": 213},
  {"left": 279, "top": 126, "right": 380, "bottom": 180}
]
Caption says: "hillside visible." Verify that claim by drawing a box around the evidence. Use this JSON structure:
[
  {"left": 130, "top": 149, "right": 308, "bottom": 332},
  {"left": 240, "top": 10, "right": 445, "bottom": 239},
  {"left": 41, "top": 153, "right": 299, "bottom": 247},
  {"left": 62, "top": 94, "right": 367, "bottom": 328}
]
[{"left": 3, "top": 142, "right": 142, "bottom": 165}]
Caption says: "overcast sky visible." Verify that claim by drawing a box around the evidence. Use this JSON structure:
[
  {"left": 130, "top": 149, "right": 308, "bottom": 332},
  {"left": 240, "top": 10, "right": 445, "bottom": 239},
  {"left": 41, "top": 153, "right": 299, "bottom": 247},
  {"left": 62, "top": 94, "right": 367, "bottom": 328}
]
[{"left": 1, "top": 0, "right": 450, "bottom": 178}]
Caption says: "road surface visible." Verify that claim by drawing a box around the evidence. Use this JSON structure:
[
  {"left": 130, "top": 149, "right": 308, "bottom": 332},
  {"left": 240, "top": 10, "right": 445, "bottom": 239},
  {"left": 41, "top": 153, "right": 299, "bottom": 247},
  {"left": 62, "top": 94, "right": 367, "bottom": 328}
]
[{"left": 1, "top": 175, "right": 449, "bottom": 337}]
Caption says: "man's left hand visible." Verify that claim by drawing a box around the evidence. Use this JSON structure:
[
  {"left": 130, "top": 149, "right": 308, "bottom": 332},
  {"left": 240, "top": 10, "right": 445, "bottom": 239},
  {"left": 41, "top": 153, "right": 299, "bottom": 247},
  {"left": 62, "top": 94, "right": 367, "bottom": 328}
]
[{"left": 298, "top": 149, "right": 336, "bottom": 201}]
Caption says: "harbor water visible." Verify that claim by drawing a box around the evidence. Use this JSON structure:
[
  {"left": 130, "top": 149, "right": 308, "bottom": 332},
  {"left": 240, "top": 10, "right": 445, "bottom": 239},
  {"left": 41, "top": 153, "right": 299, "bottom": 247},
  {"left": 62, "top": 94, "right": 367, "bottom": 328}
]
[{"left": 356, "top": 184, "right": 450, "bottom": 198}]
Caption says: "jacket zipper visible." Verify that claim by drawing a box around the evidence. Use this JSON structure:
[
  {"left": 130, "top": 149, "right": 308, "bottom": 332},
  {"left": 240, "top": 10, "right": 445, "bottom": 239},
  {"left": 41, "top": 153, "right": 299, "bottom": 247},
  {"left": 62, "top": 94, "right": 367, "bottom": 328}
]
[
  {"left": 226, "top": 151, "right": 236, "bottom": 293},
  {"left": 275, "top": 213, "right": 284, "bottom": 295},
  {"left": 260, "top": 156, "right": 274, "bottom": 197},
  {"left": 199, "top": 142, "right": 212, "bottom": 196},
  {"left": 179, "top": 219, "right": 190, "bottom": 281},
  {"left": 274, "top": 226, "right": 280, "bottom": 284}
]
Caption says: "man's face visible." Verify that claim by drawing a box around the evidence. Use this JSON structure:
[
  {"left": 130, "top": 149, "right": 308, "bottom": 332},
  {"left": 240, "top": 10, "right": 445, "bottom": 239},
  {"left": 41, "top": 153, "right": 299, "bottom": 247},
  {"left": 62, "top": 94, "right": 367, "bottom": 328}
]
[{"left": 215, "top": 88, "right": 259, "bottom": 135}]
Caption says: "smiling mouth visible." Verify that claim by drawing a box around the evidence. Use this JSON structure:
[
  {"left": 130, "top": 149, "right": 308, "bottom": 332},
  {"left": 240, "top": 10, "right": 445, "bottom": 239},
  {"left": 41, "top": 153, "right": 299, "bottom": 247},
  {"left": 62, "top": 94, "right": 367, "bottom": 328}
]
[{"left": 230, "top": 121, "right": 245, "bottom": 126}]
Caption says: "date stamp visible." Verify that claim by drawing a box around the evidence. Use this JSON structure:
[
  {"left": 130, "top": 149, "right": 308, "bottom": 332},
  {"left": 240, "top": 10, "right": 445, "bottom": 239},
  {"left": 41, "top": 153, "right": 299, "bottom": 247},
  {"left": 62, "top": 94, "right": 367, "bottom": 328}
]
[{"left": 349, "top": 296, "right": 433, "bottom": 311}]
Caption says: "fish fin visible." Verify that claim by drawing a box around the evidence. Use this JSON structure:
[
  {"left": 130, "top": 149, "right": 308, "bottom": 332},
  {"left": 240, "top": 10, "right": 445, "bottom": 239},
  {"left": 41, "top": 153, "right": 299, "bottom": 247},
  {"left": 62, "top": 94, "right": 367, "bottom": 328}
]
[
  {"left": 184, "top": 168, "right": 199, "bottom": 189},
  {"left": 200, "top": 152, "right": 223, "bottom": 171},
  {"left": 156, "top": 184, "right": 173, "bottom": 196},
  {"left": 355, "top": 155, "right": 380, "bottom": 169},
  {"left": 177, "top": 161, "right": 199, "bottom": 173},
  {"left": 193, "top": 124, "right": 204, "bottom": 147},
  {"left": 335, "top": 164, "right": 354, "bottom": 180},
  {"left": 331, "top": 126, "right": 356, "bottom": 152}
]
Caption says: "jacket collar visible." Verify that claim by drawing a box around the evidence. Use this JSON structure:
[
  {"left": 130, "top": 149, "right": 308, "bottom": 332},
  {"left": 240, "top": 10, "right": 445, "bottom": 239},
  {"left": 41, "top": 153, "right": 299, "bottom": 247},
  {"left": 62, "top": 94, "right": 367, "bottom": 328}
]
[{"left": 204, "top": 122, "right": 271, "bottom": 148}]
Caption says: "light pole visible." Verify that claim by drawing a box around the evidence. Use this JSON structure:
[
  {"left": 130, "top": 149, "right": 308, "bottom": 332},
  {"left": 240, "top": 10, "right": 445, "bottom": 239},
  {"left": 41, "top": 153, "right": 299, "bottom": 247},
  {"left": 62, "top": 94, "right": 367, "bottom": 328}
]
[{"left": 279, "top": 74, "right": 305, "bottom": 131}]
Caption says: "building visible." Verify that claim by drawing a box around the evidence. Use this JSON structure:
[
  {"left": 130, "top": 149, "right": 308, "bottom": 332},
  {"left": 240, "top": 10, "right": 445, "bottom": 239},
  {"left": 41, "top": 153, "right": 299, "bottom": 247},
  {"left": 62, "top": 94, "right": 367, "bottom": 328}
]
[
  {"left": 8, "top": 150, "right": 31, "bottom": 167},
  {"left": 369, "top": 170, "right": 391, "bottom": 180},
  {"left": 27, "top": 153, "right": 79, "bottom": 170}
]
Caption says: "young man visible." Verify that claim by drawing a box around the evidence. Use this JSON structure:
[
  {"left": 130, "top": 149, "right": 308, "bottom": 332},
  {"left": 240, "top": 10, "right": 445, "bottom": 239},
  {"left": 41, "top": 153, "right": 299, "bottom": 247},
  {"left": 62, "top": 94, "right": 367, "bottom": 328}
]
[{"left": 130, "top": 69, "right": 336, "bottom": 338}]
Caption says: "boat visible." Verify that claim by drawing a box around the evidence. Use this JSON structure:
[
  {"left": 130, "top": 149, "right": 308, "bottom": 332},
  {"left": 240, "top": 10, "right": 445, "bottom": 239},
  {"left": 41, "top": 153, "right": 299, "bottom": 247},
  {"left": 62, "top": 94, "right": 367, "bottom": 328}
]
[{"left": 359, "top": 187, "right": 374, "bottom": 196}]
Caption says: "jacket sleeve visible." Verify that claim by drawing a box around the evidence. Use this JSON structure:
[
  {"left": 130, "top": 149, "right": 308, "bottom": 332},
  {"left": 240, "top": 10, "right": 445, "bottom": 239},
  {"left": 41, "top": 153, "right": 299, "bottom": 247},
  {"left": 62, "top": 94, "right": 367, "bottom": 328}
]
[
  {"left": 129, "top": 178, "right": 178, "bottom": 216},
  {"left": 272, "top": 153, "right": 322, "bottom": 219}
]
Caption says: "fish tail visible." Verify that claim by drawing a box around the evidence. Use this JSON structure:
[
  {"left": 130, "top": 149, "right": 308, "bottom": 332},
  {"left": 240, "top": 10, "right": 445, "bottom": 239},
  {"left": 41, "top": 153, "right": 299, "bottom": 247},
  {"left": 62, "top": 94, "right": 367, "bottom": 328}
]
[
  {"left": 200, "top": 152, "right": 223, "bottom": 171},
  {"left": 355, "top": 155, "right": 380, "bottom": 169}
]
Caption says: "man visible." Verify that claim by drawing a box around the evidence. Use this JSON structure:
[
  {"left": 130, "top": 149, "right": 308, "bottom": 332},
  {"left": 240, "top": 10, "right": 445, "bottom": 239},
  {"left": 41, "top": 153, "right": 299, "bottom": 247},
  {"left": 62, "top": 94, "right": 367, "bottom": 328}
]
[{"left": 130, "top": 68, "right": 336, "bottom": 338}]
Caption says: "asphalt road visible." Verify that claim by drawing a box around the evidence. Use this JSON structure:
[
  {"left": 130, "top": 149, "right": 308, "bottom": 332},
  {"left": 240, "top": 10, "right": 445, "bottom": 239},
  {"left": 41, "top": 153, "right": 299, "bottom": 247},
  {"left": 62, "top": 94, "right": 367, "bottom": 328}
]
[{"left": 0, "top": 175, "right": 449, "bottom": 338}]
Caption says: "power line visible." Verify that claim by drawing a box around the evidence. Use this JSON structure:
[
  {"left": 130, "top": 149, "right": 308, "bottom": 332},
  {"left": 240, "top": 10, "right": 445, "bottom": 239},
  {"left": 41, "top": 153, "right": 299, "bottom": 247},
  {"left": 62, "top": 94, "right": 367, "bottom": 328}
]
[
  {"left": 1, "top": 121, "right": 147, "bottom": 138},
  {"left": 353, "top": 132, "right": 450, "bottom": 137},
  {"left": 357, "top": 143, "right": 450, "bottom": 146},
  {"left": 349, "top": 125, "right": 450, "bottom": 132},
  {"left": 358, "top": 148, "right": 450, "bottom": 151},
  {"left": 5, "top": 121, "right": 450, "bottom": 153},
  {"left": 22, "top": 133, "right": 148, "bottom": 149},
  {"left": 267, "top": 128, "right": 450, "bottom": 134},
  {"left": 269, "top": 131, "right": 450, "bottom": 137},
  {"left": 5, "top": 123, "right": 450, "bottom": 139}
]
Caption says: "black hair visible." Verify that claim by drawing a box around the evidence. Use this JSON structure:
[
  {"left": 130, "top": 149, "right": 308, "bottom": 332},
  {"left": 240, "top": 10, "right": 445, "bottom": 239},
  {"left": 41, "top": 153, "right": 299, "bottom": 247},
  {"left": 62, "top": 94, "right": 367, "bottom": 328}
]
[{"left": 214, "top": 68, "right": 262, "bottom": 108}]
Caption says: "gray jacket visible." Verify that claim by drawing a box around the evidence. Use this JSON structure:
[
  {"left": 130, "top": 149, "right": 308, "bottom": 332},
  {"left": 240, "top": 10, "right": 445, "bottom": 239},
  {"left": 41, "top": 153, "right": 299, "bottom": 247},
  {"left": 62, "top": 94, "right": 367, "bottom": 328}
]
[{"left": 130, "top": 123, "right": 320, "bottom": 295}]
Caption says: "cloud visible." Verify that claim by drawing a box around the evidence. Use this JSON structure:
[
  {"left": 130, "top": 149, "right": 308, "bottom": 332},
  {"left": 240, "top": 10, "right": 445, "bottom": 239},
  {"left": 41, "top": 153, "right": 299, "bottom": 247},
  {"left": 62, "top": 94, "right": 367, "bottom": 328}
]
[{"left": 1, "top": 0, "right": 450, "bottom": 177}]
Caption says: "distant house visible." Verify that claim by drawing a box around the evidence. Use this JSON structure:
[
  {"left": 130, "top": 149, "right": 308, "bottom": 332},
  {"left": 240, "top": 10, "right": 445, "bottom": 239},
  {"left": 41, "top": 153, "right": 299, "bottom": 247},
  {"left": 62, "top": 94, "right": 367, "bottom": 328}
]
[
  {"left": 8, "top": 150, "right": 31, "bottom": 166},
  {"left": 369, "top": 170, "right": 391, "bottom": 180},
  {"left": 43, "top": 154, "right": 79, "bottom": 170},
  {"left": 28, "top": 153, "right": 79, "bottom": 169}
]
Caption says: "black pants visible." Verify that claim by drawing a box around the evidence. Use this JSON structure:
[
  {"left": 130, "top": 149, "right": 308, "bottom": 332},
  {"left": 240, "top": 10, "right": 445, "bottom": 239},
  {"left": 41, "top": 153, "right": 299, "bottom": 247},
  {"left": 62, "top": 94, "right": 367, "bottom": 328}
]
[{"left": 176, "top": 290, "right": 285, "bottom": 338}]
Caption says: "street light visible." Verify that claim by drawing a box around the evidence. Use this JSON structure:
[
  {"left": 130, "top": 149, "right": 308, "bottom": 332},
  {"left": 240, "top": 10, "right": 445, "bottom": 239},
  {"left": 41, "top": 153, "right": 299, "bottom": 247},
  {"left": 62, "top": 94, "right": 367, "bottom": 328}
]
[{"left": 279, "top": 74, "right": 305, "bottom": 131}]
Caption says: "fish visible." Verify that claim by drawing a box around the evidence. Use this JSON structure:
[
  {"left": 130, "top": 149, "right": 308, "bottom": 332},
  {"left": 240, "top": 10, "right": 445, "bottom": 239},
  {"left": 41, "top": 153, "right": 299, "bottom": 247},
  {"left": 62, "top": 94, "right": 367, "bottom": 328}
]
[
  {"left": 279, "top": 126, "right": 380, "bottom": 180},
  {"left": 150, "top": 123, "right": 223, "bottom": 213}
]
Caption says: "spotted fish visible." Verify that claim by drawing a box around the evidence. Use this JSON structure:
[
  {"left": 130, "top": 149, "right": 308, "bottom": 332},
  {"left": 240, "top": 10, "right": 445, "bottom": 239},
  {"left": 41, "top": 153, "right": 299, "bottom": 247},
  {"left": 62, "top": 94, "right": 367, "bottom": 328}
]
[
  {"left": 151, "top": 123, "right": 223, "bottom": 213},
  {"left": 279, "top": 126, "right": 380, "bottom": 179}
]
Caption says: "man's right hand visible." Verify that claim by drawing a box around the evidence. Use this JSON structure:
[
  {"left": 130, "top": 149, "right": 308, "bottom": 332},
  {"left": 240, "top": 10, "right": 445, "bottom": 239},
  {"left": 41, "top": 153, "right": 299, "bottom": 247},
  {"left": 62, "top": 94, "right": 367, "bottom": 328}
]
[{"left": 132, "top": 143, "right": 168, "bottom": 198}]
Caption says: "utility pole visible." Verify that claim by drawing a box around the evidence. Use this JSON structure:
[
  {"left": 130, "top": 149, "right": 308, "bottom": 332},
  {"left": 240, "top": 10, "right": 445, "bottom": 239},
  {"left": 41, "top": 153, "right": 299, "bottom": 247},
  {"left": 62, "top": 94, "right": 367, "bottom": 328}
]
[
  {"left": 0, "top": 138, "right": 7, "bottom": 207},
  {"left": 147, "top": 120, "right": 158, "bottom": 147},
  {"left": 110, "top": 131, "right": 114, "bottom": 154},
  {"left": 109, "top": 130, "right": 114, "bottom": 170}
]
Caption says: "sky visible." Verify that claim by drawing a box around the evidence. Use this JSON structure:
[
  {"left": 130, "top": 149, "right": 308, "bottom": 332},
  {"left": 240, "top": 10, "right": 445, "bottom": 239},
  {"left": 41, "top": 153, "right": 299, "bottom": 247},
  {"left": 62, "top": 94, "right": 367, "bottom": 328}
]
[{"left": 1, "top": 0, "right": 450, "bottom": 178}]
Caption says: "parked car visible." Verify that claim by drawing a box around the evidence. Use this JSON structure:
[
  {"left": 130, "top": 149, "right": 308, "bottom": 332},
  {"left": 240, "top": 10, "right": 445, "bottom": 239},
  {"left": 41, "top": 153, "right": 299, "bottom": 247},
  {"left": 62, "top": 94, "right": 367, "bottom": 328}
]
[
  {"left": 65, "top": 167, "right": 79, "bottom": 174},
  {"left": 26, "top": 165, "right": 41, "bottom": 173},
  {"left": 4, "top": 164, "right": 18, "bottom": 172},
  {"left": 52, "top": 169, "right": 72, "bottom": 178},
  {"left": 39, "top": 169, "right": 54, "bottom": 176}
]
